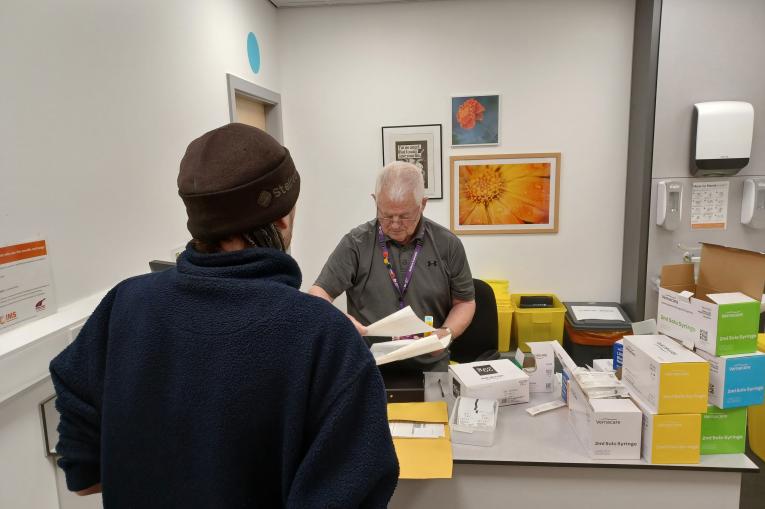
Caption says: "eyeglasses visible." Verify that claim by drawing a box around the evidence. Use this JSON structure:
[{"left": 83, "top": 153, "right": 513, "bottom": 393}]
[{"left": 377, "top": 208, "right": 421, "bottom": 226}]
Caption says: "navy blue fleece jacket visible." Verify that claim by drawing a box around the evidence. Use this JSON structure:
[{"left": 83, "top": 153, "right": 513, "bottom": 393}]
[{"left": 50, "top": 246, "right": 399, "bottom": 508}]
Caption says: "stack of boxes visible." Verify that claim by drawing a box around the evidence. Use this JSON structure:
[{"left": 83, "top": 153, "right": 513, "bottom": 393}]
[
  {"left": 550, "top": 342, "right": 643, "bottom": 459},
  {"left": 621, "top": 335, "right": 708, "bottom": 463},
  {"left": 625, "top": 243, "right": 765, "bottom": 464}
]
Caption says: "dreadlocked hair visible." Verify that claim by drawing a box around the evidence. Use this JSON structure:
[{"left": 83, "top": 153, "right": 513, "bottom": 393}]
[
  {"left": 243, "top": 224, "right": 286, "bottom": 251},
  {"left": 192, "top": 224, "right": 286, "bottom": 253}
]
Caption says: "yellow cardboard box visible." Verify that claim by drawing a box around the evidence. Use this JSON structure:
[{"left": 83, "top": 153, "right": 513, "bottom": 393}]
[{"left": 629, "top": 386, "right": 701, "bottom": 464}]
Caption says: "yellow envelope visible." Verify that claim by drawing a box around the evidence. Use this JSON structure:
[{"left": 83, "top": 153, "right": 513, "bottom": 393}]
[{"left": 387, "top": 401, "right": 453, "bottom": 479}]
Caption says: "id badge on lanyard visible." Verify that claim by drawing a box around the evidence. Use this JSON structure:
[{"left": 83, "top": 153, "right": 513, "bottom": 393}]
[{"left": 376, "top": 224, "right": 423, "bottom": 309}]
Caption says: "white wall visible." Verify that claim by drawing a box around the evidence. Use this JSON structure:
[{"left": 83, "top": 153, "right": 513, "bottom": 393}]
[
  {"left": 0, "top": 0, "right": 279, "bottom": 308},
  {"left": 280, "top": 0, "right": 635, "bottom": 302}
]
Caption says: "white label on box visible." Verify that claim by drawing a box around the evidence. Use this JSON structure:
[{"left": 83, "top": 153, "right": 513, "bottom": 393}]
[{"left": 571, "top": 306, "right": 625, "bottom": 322}]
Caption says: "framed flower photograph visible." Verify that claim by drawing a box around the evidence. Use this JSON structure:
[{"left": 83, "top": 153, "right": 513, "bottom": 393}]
[
  {"left": 450, "top": 153, "right": 561, "bottom": 234},
  {"left": 381, "top": 124, "right": 443, "bottom": 199},
  {"left": 451, "top": 94, "right": 500, "bottom": 146}
]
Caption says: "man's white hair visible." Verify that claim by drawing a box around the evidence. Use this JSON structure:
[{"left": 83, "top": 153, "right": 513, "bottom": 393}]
[{"left": 375, "top": 161, "right": 425, "bottom": 203}]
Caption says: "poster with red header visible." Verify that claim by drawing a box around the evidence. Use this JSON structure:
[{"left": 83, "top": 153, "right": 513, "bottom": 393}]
[{"left": 0, "top": 240, "right": 56, "bottom": 333}]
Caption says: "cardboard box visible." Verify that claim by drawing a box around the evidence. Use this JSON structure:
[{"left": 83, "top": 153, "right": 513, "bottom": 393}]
[
  {"left": 514, "top": 342, "right": 555, "bottom": 393},
  {"left": 629, "top": 388, "right": 701, "bottom": 464},
  {"left": 701, "top": 405, "right": 747, "bottom": 455},
  {"left": 696, "top": 350, "right": 765, "bottom": 408},
  {"left": 622, "top": 335, "right": 709, "bottom": 414},
  {"left": 657, "top": 244, "right": 765, "bottom": 356},
  {"left": 449, "top": 397, "right": 499, "bottom": 447},
  {"left": 449, "top": 359, "right": 529, "bottom": 406},
  {"left": 567, "top": 376, "right": 642, "bottom": 459}
]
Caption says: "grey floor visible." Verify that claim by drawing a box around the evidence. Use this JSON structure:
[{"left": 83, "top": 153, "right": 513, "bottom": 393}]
[{"left": 740, "top": 443, "right": 764, "bottom": 509}]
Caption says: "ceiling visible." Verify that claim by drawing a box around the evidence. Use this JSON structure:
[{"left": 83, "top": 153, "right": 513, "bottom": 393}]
[{"left": 270, "top": 0, "right": 434, "bottom": 7}]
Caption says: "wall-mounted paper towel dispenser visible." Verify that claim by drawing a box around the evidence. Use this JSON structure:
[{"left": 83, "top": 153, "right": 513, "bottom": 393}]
[{"left": 691, "top": 101, "right": 754, "bottom": 176}]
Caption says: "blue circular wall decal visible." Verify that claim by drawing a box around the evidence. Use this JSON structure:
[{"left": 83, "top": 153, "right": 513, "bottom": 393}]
[{"left": 247, "top": 32, "right": 261, "bottom": 74}]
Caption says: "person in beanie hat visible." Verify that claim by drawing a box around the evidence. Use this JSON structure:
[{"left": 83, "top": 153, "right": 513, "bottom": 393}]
[{"left": 50, "top": 123, "right": 399, "bottom": 508}]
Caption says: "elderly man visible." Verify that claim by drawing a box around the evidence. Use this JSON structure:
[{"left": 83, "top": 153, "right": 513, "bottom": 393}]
[
  {"left": 50, "top": 124, "right": 398, "bottom": 508},
  {"left": 309, "top": 161, "right": 476, "bottom": 366}
]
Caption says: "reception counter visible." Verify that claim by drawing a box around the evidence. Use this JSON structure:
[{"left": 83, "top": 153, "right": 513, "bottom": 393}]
[{"left": 389, "top": 372, "right": 758, "bottom": 509}]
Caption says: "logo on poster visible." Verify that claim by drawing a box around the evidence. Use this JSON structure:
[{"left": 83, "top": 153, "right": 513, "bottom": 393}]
[{"left": 0, "top": 311, "right": 18, "bottom": 325}]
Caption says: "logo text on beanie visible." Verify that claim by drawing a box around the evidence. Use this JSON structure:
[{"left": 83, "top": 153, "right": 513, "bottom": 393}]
[
  {"left": 257, "top": 191, "right": 273, "bottom": 208},
  {"left": 273, "top": 172, "right": 298, "bottom": 198}
]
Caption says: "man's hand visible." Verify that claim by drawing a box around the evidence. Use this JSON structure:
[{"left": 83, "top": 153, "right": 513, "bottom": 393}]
[
  {"left": 433, "top": 327, "right": 452, "bottom": 339},
  {"left": 345, "top": 313, "right": 368, "bottom": 336}
]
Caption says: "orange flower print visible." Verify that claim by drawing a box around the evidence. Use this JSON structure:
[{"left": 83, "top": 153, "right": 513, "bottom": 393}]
[
  {"left": 459, "top": 164, "right": 550, "bottom": 225},
  {"left": 456, "top": 98, "right": 486, "bottom": 130}
]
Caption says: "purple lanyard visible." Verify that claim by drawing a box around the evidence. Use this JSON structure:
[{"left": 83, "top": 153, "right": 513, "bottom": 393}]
[{"left": 377, "top": 224, "right": 424, "bottom": 309}]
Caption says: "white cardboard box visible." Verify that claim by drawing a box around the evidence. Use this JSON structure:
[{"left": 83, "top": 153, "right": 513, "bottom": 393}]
[
  {"left": 622, "top": 335, "right": 709, "bottom": 414},
  {"left": 657, "top": 244, "right": 765, "bottom": 356},
  {"left": 567, "top": 376, "right": 642, "bottom": 459},
  {"left": 515, "top": 342, "right": 555, "bottom": 393},
  {"left": 449, "top": 396, "right": 499, "bottom": 447},
  {"left": 449, "top": 359, "right": 529, "bottom": 406}
]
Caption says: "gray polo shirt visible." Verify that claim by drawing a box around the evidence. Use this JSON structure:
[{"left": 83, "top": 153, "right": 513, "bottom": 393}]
[{"left": 315, "top": 217, "right": 475, "bottom": 329}]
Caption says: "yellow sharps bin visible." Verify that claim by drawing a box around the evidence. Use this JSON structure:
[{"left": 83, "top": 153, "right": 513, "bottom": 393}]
[
  {"left": 510, "top": 293, "right": 567, "bottom": 352},
  {"left": 484, "top": 279, "right": 514, "bottom": 352}
]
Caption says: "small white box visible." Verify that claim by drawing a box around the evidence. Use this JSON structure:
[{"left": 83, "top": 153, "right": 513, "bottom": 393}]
[
  {"left": 515, "top": 342, "right": 555, "bottom": 393},
  {"left": 567, "top": 377, "right": 642, "bottom": 459},
  {"left": 449, "top": 396, "right": 499, "bottom": 447},
  {"left": 449, "top": 359, "right": 529, "bottom": 406}
]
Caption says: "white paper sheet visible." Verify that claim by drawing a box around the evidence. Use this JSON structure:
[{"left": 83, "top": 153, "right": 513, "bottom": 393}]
[
  {"left": 570, "top": 306, "right": 625, "bottom": 322},
  {"left": 364, "top": 305, "right": 436, "bottom": 337},
  {"left": 388, "top": 422, "right": 445, "bottom": 438},
  {"left": 374, "top": 334, "right": 451, "bottom": 366}
]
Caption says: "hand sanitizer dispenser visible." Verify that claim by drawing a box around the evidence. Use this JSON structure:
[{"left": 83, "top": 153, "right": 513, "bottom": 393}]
[
  {"left": 657, "top": 180, "right": 683, "bottom": 231},
  {"left": 691, "top": 101, "right": 754, "bottom": 176},
  {"left": 741, "top": 178, "right": 765, "bottom": 229}
]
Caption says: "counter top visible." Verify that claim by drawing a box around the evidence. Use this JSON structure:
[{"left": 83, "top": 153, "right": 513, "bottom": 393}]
[{"left": 423, "top": 372, "right": 759, "bottom": 472}]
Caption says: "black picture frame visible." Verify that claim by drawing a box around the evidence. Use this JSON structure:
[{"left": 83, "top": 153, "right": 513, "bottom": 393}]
[{"left": 381, "top": 124, "right": 443, "bottom": 200}]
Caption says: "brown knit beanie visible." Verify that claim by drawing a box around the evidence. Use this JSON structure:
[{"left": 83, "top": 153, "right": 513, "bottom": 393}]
[{"left": 178, "top": 123, "right": 300, "bottom": 241}]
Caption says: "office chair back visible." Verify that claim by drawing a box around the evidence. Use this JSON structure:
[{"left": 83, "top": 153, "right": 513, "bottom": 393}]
[{"left": 449, "top": 278, "right": 500, "bottom": 363}]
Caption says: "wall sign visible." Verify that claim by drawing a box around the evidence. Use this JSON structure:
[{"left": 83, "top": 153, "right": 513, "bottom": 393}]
[{"left": 0, "top": 240, "right": 57, "bottom": 333}]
